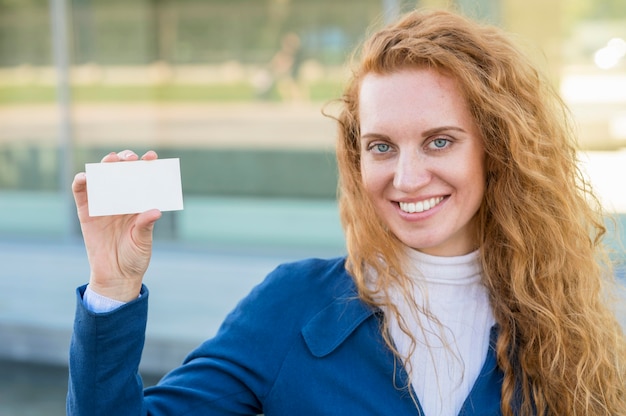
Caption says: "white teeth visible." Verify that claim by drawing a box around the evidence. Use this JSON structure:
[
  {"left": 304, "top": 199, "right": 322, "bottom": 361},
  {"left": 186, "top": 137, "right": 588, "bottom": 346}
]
[{"left": 399, "top": 197, "right": 444, "bottom": 213}]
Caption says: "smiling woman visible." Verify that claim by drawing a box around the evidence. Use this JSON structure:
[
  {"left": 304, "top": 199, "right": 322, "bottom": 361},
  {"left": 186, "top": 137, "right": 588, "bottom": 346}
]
[{"left": 358, "top": 68, "right": 485, "bottom": 257}]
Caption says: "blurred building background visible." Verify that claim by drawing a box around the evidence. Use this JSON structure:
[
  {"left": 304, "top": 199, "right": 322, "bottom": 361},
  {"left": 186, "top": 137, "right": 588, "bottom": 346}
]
[
  {"left": 0, "top": 0, "right": 625, "bottom": 246},
  {"left": 0, "top": 0, "right": 624, "bottom": 414}
]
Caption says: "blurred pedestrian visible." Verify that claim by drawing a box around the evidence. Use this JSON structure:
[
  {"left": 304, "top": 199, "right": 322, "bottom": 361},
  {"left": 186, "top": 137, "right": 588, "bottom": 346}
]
[{"left": 255, "top": 32, "right": 304, "bottom": 101}]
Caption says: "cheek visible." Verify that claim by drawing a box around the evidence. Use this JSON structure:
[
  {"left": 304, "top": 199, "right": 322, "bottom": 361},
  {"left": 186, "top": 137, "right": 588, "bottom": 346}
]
[
  {"left": 461, "top": 147, "right": 486, "bottom": 196},
  {"left": 359, "top": 160, "right": 380, "bottom": 195},
  {"left": 466, "top": 162, "right": 487, "bottom": 205}
]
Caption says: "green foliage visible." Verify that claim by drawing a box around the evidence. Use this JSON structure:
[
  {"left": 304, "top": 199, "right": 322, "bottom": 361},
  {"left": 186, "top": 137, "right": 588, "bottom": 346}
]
[
  {"left": 0, "top": 0, "right": 382, "bottom": 66},
  {"left": 0, "top": 81, "right": 343, "bottom": 104},
  {"left": 587, "top": 0, "right": 626, "bottom": 19}
]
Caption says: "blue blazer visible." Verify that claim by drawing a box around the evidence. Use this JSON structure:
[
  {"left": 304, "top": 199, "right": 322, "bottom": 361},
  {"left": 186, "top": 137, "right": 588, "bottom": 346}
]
[{"left": 67, "top": 257, "right": 505, "bottom": 415}]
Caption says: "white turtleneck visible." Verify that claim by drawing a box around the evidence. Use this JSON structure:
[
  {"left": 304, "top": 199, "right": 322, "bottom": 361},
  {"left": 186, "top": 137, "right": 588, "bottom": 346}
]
[{"left": 381, "top": 249, "right": 495, "bottom": 416}]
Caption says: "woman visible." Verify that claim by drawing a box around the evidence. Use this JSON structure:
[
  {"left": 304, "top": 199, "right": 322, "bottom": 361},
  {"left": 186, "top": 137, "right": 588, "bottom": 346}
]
[
  {"left": 336, "top": 8, "right": 626, "bottom": 415},
  {"left": 68, "top": 8, "right": 626, "bottom": 416}
]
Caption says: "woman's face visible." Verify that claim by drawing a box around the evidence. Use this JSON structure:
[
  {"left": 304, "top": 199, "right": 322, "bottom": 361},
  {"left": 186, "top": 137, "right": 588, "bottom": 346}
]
[{"left": 358, "top": 68, "right": 485, "bottom": 257}]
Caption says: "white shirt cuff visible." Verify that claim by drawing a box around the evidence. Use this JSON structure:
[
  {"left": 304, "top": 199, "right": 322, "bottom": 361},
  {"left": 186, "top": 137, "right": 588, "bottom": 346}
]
[{"left": 83, "top": 285, "right": 127, "bottom": 313}]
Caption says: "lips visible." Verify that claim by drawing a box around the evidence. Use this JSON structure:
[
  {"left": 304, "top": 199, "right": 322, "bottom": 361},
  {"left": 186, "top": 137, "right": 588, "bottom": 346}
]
[{"left": 398, "top": 196, "right": 444, "bottom": 213}]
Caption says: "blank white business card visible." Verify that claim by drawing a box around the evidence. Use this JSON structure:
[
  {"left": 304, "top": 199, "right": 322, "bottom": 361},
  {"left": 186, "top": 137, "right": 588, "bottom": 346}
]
[{"left": 86, "top": 158, "right": 184, "bottom": 217}]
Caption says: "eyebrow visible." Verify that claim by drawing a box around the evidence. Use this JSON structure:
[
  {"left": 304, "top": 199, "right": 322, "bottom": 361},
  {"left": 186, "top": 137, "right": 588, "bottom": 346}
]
[
  {"left": 421, "top": 126, "right": 467, "bottom": 137},
  {"left": 360, "top": 125, "right": 467, "bottom": 141},
  {"left": 359, "top": 132, "right": 388, "bottom": 141}
]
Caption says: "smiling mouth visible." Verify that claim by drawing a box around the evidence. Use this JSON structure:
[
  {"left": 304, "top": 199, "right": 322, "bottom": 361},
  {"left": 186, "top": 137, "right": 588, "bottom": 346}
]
[{"left": 399, "top": 197, "right": 444, "bottom": 214}]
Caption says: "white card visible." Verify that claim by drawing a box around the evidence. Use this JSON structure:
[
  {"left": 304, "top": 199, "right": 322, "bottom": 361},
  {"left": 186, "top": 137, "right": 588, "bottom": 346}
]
[{"left": 86, "top": 158, "right": 184, "bottom": 217}]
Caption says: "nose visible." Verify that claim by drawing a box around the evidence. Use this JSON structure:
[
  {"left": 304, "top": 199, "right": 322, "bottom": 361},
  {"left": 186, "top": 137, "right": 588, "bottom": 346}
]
[{"left": 392, "top": 151, "right": 431, "bottom": 192}]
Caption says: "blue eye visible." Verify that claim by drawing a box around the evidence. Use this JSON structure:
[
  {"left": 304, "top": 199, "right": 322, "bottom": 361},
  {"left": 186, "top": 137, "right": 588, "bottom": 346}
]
[
  {"left": 431, "top": 138, "right": 450, "bottom": 149},
  {"left": 373, "top": 143, "right": 391, "bottom": 153}
]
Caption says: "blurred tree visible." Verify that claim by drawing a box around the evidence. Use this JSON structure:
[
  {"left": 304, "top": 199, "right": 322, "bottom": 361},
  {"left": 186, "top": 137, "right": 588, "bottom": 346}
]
[
  {"left": 148, "top": 0, "right": 178, "bottom": 62},
  {"left": 0, "top": 0, "right": 46, "bottom": 7},
  {"left": 73, "top": 0, "right": 96, "bottom": 64},
  {"left": 0, "top": 0, "right": 50, "bottom": 65},
  {"left": 588, "top": 0, "right": 626, "bottom": 19}
]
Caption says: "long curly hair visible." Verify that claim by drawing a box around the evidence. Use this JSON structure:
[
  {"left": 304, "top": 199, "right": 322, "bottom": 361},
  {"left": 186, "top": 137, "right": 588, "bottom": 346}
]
[{"left": 335, "top": 8, "right": 626, "bottom": 415}]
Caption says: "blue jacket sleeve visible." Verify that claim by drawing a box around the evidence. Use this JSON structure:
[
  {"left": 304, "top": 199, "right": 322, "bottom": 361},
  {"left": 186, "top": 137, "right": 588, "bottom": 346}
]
[
  {"left": 67, "top": 281, "right": 267, "bottom": 416},
  {"left": 67, "top": 284, "right": 150, "bottom": 415}
]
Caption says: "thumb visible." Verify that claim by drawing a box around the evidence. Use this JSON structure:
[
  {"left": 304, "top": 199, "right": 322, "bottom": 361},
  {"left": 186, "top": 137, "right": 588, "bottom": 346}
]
[{"left": 133, "top": 209, "right": 162, "bottom": 244}]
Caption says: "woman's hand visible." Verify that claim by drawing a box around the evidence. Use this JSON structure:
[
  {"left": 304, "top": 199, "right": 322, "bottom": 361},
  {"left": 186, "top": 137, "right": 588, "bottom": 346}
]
[{"left": 72, "top": 150, "right": 162, "bottom": 302}]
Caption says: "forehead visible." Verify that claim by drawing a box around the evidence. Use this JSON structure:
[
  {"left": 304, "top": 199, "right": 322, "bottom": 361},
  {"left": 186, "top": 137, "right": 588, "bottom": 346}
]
[
  {"left": 359, "top": 67, "right": 461, "bottom": 104},
  {"left": 358, "top": 68, "right": 472, "bottom": 131}
]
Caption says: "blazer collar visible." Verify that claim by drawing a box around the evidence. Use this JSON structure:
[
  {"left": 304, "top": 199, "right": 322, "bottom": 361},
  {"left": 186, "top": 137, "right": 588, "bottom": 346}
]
[{"left": 301, "top": 280, "right": 378, "bottom": 358}]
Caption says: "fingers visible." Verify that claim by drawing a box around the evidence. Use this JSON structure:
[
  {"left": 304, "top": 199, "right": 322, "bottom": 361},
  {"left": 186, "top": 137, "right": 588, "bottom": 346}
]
[
  {"left": 101, "top": 149, "right": 157, "bottom": 163},
  {"left": 101, "top": 151, "right": 126, "bottom": 163},
  {"left": 100, "top": 151, "right": 116, "bottom": 163},
  {"left": 72, "top": 172, "right": 88, "bottom": 207},
  {"left": 141, "top": 150, "right": 158, "bottom": 161}
]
